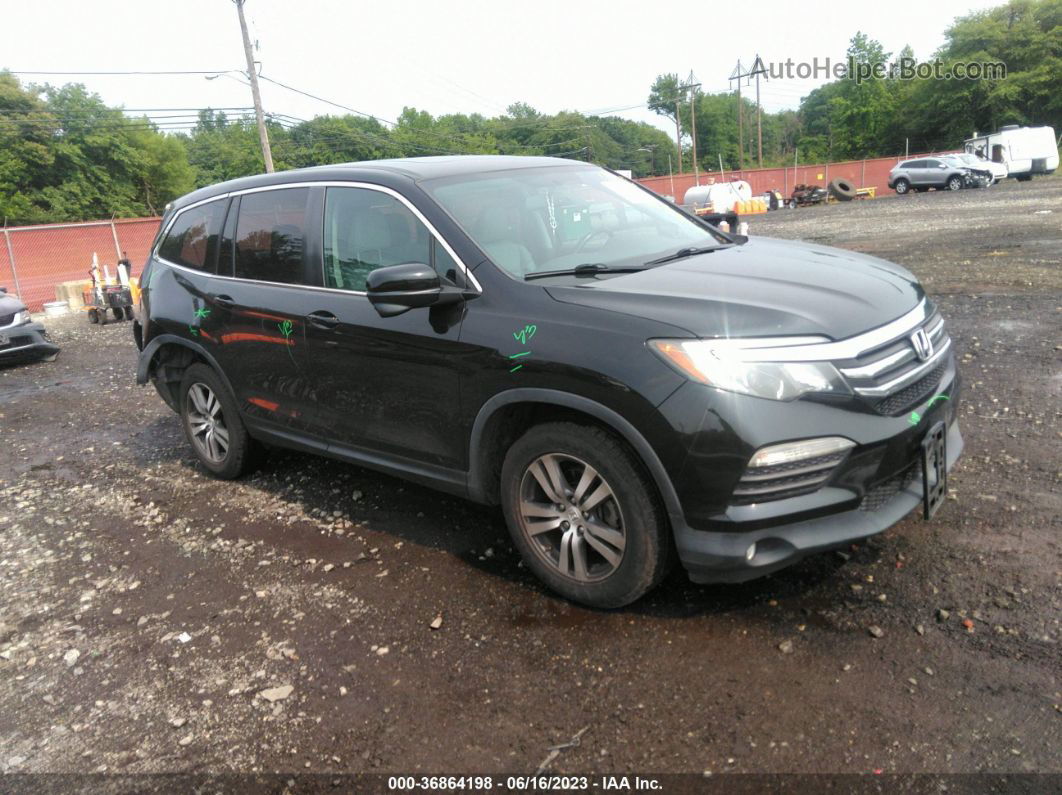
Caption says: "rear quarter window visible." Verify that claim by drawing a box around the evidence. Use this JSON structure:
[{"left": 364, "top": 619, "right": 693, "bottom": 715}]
[{"left": 158, "top": 200, "right": 227, "bottom": 272}]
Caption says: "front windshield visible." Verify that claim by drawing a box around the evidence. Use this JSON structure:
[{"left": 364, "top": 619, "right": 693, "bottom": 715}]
[{"left": 421, "top": 165, "right": 727, "bottom": 280}]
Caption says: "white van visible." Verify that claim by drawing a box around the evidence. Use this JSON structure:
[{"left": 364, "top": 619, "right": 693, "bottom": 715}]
[{"left": 965, "top": 125, "right": 1059, "bottom": 181}]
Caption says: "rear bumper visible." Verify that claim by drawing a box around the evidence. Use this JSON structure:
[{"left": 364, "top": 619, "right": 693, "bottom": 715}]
[
  {"left": 0, "top": 322, "right": 60, "bottom": 364},
  {"left": 675, "top": 420, "right": 963, "bottom": 583}
]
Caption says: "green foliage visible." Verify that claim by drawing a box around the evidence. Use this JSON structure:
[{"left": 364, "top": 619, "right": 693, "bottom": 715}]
[
  {"left": 0, "top": 73, "right": 194, "bottom": 224},
  {"left": 649, "top": 0, "right": 1061, "bottom": 169}
]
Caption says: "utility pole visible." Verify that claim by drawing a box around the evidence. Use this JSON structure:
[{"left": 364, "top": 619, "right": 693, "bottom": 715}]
[
  {"left": 674, "top": 95, "right": 683, "bottom": 174},
  {"left": 685, "top": 71, "right": 701, "bottom": 185},
  {"left": 234, "top": 0, "right": 274, "bottom": 173},
  {"left": 730, "top": 60, "right": 744, "bottom": 170},
  {"left": 751, "top": 55, "right": 766, "bottom": 168},
  {"left": 730, "top": 58, "right": 767, "bottom": 170}
]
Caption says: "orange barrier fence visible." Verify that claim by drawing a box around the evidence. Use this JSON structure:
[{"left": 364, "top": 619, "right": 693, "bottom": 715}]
[
  {"left": 636, "top": 151, "right": 960, "bottom": 202},
  {"left": 1, "top": 217, "right": 161, "bottom": 312}
]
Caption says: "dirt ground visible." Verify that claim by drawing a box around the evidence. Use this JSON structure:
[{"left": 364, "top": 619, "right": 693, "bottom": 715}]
[{"left": 1, "top": 176, "right": 1059, "bottom": 783}]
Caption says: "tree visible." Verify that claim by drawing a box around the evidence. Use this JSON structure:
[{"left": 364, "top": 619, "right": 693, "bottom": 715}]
[{"left": 0, "top": 73, "right": 194, "bottom": 224}]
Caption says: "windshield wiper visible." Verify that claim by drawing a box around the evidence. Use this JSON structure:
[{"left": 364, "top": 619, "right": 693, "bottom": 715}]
[
  {"left": 524, "top": 263, "right": 647, "bottom": 281},
  {"left": 644, "top": 244, "right": 730, "bottom": 266}
]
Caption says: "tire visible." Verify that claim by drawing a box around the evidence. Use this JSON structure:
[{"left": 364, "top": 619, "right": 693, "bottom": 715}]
[
  {"left": 179, "top": 362, "right": 260, "bottom": 479},
  {"left": 894, "top": 178, "right": 910, "bottom": 195},
  {"left": 1016, "top": 174, "right": 1032, "bottom": 182},
  {"left": 828, "top": 178, "right": 856, "bottom": 201},
  {"left": 87, "top": 308, "right": 100, "bottom": 324},
  {"left": 946, "top": 175, "right": 964, "bottom": 191},
  {"left": 124, "top": 306, "right": 134, "bottom": 320},
  {"left": 500, "top": 421, "right": 670, "bottom": 608},
  {"left": 113, "top": 307, "right": 125, "bottom": 321}
]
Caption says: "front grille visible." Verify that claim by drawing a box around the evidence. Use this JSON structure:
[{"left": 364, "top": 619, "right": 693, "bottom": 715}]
[
  {"left": 874, "top": 361, "right": 946, "bottom": 415},
  {"left": 860, "top": 462, "right": 921, "bottom": 512},
  {"left": 0, "top": 334, "right": 33, "bottom": 350},
  {"left": 837, "top": 308, "right": 951, "bottom": 412},
  {"left": 0, "top": 312, "right": 14, "bottom": 327},
  {"left": 730, "top": 451, "right": 847, "bottom": 505}
]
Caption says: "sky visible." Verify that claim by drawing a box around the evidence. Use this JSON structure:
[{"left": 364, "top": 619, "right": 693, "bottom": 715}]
[{"left": 2, "top": 0, "right": 1003, "bottom": 136}]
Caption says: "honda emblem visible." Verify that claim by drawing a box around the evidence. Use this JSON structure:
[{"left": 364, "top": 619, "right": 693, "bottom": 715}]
[{"left": 910, "top": 328, "right": 933, "bottom": 361}]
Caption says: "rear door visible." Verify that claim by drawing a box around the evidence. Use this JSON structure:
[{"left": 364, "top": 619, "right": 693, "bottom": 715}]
[
  {"left": 902, "top": 159, "right": 925, "bottom": 186},
  {"left": 301, "top": 184, "right": 471, "bottom": 471},
  {"left": 207, "top": 186, "right": 325, "bottom": 435}
]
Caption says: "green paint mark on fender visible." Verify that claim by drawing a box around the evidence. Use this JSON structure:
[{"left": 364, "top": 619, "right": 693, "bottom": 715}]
[
  {"left": 194, "top": 307, "right": 210, "bottom": 319},
  {"left": 509, "top": 323, "right": 537, "bottom": 373},
  {"left": 278, "top": 320, "right": 294, "bottom": 338},
  {"left": 908, "top": 394, "right": 949, "bottom": 426}
]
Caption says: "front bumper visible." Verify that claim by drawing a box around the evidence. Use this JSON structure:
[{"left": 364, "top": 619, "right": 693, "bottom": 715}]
[
  {"left": 0, "top": 321, "right": 59, "bottom": 364},
  {"left": 675, "top": 420, "right": 963, "bottom": 583}
]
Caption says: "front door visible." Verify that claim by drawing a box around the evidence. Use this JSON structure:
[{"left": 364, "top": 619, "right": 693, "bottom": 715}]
[{"left": 302, "top": 185, "right": 471, "bottom": 471}]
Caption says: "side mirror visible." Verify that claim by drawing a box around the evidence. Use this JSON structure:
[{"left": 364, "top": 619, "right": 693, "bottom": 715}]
[
  {"left": 939, "top": 163, "right": 948, "bottom": 169},
  {"left": 366, "top": 262, "right": 466, "bottom": 318}
]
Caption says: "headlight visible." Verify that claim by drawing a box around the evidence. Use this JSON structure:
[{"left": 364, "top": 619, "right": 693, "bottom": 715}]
[
  {"left": 649, "top": 338, "right": 851, "bottom": 401},
  {"left": 14, "top": 310, "right": 31, "bottom": 325}
]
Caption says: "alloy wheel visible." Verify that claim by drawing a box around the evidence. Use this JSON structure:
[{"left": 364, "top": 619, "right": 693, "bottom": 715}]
[
  {"left": 186, "top": 382, "right": 230, "bottom": 463},
  {"left": 517, "top": 453, "right": 626, "bottom": 583}
]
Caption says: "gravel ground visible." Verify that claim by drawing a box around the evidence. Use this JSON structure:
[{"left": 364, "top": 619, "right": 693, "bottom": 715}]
[{"left": 1, "top": 176, "right": 1059, "bottom": 782}]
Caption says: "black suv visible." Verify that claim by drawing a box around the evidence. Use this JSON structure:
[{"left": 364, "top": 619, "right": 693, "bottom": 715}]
[{"left": 135, "top": 156, "right": 963, "bottom": 607}]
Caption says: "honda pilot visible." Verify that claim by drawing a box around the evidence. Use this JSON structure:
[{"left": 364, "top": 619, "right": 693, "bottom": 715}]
[{"left": 135, "top": 156, "right": 963, "bottom": 607}]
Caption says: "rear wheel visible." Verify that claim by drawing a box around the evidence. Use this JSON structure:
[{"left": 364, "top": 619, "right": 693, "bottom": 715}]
[
  {"left": 500, "top": 422, "right": 670, "bottom": 608},
  {"left": 87, "top": 308, "right": 100, "bottom": 324},
  {"left": 179, "top": 363, "right": 260, "bottom": 479},
  {"left": 894, "top": 178, "right": 910, "bottom": 195}
]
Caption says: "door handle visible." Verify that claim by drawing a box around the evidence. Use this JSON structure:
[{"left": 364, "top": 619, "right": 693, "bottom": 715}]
[
  {"left": 214, "top": 294, "right": 235, "bottom": 308},
  {"left": 307, "top": 310, "right": 339, "bottom": 329}
]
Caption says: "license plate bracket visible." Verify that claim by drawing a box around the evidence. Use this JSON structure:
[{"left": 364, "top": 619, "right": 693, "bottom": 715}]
[{"left": 921, "top": 421, "right": 947, "bottom": 519}]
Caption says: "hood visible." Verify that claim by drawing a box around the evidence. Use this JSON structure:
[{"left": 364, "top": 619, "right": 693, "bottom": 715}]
[
  {"left": 0, "top": 293, "right": 25, "bottom": 317},
  {"left": 545, "top": 237, "right": 924, "bottom": 340}
]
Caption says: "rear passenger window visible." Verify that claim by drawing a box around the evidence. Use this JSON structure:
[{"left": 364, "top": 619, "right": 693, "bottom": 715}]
[
  {"left": 323, "top": 187, "right": 432, "bottom": 292},
  {"left": 158, "top": 200, "right": 226, "bottom": 272},
  {"left": 235, "top": 188, "right": 311, "bottom": 285}
]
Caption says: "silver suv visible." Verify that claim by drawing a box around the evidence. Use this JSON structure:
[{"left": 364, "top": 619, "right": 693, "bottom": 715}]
[{"left": 888, "top": 157, "right": 967, "bottom": 194}]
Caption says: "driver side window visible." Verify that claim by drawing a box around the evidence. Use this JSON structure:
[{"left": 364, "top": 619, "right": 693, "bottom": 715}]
[{"left": 323, "top": 187, "right": 432, "bottom": 292}]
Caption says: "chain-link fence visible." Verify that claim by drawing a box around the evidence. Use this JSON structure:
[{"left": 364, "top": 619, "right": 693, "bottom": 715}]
[{"left": 1, "top": 217, "right": 162, "bottom": 312}]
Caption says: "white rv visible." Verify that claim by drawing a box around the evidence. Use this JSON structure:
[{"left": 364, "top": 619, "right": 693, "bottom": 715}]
[{"left": 964, "top": 125, "right": 1059, "bottom": 181}]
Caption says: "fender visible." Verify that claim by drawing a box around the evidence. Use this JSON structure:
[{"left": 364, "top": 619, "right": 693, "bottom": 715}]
[
  {"left": 135, "top": 333, "right": 237, "bottom": 399},
  {"left": 466, "top": 388, "right": 686, "bottom": 526}
]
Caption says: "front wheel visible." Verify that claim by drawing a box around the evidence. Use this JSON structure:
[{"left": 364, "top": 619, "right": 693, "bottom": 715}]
[
  {"left": 500, "top": 422, "right": 670, "bottom": 608},
  {"left": 947, "top": 175, "right": 964, "bottom": 191},
  {"left": 894, "top": 178, "right": 910, "bottom": 195},
  {"left": 179, "top": 363, "right": 260, "bottom": 479}
]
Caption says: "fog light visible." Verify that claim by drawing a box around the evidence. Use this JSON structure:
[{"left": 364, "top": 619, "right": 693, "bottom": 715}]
[
  {"left": 745, "top": 543, "right": 757, "bottom": 561},
  {"left": 748, "top": 436, "right": 855, "bottom": 468}
]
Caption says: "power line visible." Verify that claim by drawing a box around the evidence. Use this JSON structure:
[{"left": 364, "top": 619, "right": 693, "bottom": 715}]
[{"left": 8, "top": 69, "right": 243, "bottom": 76}]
